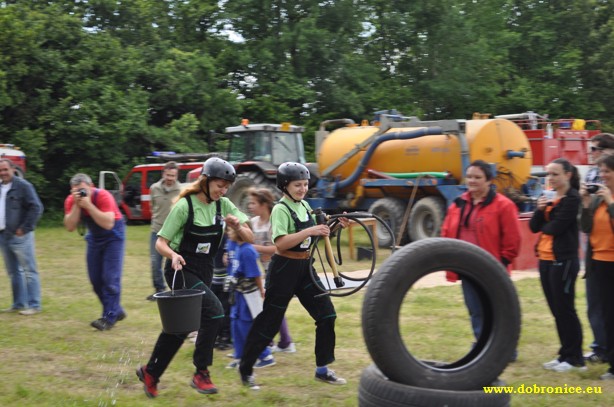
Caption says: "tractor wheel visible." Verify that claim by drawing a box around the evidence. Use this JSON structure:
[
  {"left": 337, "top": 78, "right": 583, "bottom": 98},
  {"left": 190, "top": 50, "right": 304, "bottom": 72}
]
[
  {"left": 368, "top": 198, "right": 406, "bottom": 248},
  {"left": 408, "top": 196, "right": 446, "bottom": 242},
  {"left": 226, "top": 171, "right": 280, "bottom": 213}
]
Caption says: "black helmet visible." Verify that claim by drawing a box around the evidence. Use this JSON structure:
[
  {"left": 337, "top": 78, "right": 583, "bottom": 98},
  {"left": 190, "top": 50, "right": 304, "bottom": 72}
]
[
  {"left": 276, "top": 162, "right": 310, "bottom": 190},
  {"left": 201, "top": 157, "right": 236, "bottom": 182}
]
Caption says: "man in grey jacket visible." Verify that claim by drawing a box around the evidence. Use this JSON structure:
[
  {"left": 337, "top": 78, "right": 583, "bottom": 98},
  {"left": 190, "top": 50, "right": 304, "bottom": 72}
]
[
  {"left": 146, "top": 161, "right": 181, "bottom": 300},
  {"left": 0, "top": 159, "right": 44, "bottom": 315}
]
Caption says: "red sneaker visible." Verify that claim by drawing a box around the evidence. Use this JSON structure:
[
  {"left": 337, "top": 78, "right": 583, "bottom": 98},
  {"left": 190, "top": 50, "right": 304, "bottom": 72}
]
[
  {"left": 191, "top": 369, "right": 218, "bottom": 394},
  {"left": 136, "top": 366, "right": 158, "bottom": 398}
]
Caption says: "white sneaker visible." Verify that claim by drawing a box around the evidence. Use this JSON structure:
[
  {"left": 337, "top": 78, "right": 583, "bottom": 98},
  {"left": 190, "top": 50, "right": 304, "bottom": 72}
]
[
  {"left": 241, "top": 374, "right": 260, "bottom": 390},
  {"left": 600, "top": 372, "right": 614, "bottom": 380},
  {"left": 271, "top": 342, "right": 296, "bottom": 353},
  {"left": 19, "top": 308, "right": 41, "bottom": 316},
  {"left": 226, "top": 359, "right": 240, "bottom": 369},
  {"left": 543, "top": 358, "right": 561, "bottom": 370},
  {"left": 315, "top": 369, "right": 347, "bottom": 385},
  {"left": 551, "top": 361, "right": 587, "bottom": 372}
]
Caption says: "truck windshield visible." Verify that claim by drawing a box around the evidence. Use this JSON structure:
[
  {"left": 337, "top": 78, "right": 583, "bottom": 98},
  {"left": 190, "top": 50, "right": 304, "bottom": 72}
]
[{"left": 227, "top": 131, "right": 305, "bottom": 165}]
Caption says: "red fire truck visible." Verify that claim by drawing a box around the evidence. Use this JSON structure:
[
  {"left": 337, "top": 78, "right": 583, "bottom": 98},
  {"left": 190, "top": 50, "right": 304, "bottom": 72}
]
[
  {"left": 491, "top": 111, "right": 602, "bottom": 172},
  {"left": 98, "top": 153, "right": 213, "bottom": 222},
  {"left": 0, "top": 144, "right": 26, "bottom": 177}
]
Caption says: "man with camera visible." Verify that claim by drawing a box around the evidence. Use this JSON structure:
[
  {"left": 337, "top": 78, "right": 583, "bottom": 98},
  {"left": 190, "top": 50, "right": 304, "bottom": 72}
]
[
  {"left": 0, "top": 159, "right": 43, "bottom": 315},
  {"left": 63, "top": 173, "right": 126, "bottom": 331}
]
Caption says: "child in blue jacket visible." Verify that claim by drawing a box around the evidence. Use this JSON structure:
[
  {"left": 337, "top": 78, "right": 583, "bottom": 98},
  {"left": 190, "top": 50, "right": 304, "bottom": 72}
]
[{"left": 226, "top": 227, "right": 275, "bottom": 369}]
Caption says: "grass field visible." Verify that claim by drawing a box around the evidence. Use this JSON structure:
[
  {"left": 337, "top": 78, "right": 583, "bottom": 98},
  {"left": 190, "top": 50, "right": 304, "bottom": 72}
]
[{"left": 1, "top": 224, "right": 613, "bottom": 406}]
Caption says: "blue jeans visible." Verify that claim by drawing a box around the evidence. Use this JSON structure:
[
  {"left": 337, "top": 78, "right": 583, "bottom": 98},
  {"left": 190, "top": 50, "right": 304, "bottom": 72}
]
[
  {"left": 463, "top": 277, "right": 518, "bottom": 361},
  {"left": 462, "top": 278, "right": 483, "bottom": 339},
  {"left": 150, "top": 232, "right": 166, "bottom": 291},
  {"left": 0, "top": 231, "right": 41, "bottom": 310}
]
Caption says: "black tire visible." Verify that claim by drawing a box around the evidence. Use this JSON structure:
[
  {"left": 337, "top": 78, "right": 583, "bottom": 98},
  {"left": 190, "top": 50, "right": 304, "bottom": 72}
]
[
  {"left": 362, "top": 238, "right": 521, "bottom": 391},
  {"left": 359, "top": 364, "right": 510, "bottom": 407},
  {"left": 14, "top": 166, "right": 25, "bottom": 178},
  {"left": 368, "top": 198, "right": 406, "bottom": 248},
  {"left": 226, "top": 171, "right": 280, "bottom": 213},
  {"left": 408, "top": 196, "right": 446, "bottom": 242}
]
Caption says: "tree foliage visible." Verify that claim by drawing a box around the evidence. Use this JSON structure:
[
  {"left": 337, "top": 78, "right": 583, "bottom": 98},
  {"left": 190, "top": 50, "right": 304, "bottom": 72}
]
[{"left": 0, "top": 0, "right": 612, "bottom": 209}]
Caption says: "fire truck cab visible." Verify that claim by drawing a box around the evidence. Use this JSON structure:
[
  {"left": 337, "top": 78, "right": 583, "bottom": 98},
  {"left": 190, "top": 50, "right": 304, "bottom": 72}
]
[
  {"left": 99, "top": 157, "right": 206, "bottom": 222},
  {"left": 0, "top": 144, "right": 26, "bottom": 177}
]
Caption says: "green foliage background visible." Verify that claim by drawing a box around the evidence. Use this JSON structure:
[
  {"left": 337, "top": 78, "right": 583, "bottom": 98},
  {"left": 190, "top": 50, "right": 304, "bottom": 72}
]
[{"left": 1, "top": 0, "right": 612, "bottom": 210}]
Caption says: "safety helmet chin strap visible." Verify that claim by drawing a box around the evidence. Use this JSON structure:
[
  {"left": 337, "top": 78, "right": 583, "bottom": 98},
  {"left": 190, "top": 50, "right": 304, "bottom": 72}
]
[
  {"left": 283, "top": 186, "right": 301, "bottom": 203},
  {"left": 201, "top": 178, "right": 212, "bottom": 203}
]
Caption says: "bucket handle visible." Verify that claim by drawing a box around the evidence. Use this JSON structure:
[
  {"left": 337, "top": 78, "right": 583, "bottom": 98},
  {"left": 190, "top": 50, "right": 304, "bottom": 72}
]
[{"left": 170, "top": 268, "right": 186, "bottom": 295}]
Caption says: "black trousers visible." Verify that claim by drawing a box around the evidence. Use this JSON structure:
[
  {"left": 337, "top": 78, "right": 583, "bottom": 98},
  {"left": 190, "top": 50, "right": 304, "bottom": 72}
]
[
  {"left": 239, "top": 255, "right": 337, "bottom": 377},
  {"left": 539, "top": 258, "right": 583, "bottom": 365},
  {"left": 590, "top": 259, "right": 614, "bottom": 370},
  {"left": 211, "top": 282, "right": 231, "bottom": 342},
  {"left": 146, "top": 259, "right": 224, "bottom": 378}
]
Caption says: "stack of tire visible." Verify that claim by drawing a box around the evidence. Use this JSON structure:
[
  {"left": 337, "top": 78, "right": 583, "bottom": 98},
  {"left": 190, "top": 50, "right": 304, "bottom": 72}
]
[{"left": 360, "top": 238, "right": 520, "bottom": 407}]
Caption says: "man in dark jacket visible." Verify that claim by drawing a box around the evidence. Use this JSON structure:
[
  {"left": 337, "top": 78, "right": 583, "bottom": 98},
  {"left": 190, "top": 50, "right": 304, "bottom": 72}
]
[{"left": 0, "top": 159, "right": 44, "bottom": 315}]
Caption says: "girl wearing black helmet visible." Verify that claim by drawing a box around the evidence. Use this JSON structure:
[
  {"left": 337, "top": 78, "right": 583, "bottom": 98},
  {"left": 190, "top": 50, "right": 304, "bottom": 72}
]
[
  {"left": 238, "top": 162, "right": 347, "bottom": 389},
  {"left": 137, "top": 157, "right": 254, "bottom": 398}
]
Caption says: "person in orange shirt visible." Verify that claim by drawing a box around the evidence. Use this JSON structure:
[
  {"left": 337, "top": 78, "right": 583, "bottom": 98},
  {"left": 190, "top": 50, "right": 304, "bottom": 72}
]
[
  {"left": 580, "top": 153, "right": 614, "bottom": 380},
  {"left": 529, "top": 158, "right": 584, "bottom": 373}
]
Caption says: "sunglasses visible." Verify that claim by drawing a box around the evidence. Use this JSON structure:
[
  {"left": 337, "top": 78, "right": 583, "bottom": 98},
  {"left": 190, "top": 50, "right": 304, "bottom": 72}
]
[{"left": 591, "top": 146, "right": 605, "bottom": 152}]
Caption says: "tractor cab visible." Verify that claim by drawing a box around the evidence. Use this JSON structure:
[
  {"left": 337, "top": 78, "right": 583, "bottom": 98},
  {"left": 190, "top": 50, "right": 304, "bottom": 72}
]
[{"left": 225, "top": 121, "right": 306, "bottom": 166}]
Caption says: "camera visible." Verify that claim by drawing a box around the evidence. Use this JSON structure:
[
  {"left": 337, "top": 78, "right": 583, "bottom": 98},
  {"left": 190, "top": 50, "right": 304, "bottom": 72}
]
[
  {"left": 78, "top": 188, "right": 88, "bottom": 197},
  {"left": 542, "top": 190, "right": 557, "bottom": 200},
  {"left": 586, "top": 184, "right": 601, "bottom": 194}
]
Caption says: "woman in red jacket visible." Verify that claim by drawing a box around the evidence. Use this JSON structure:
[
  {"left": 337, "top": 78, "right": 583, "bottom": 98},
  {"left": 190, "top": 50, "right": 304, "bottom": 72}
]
[{"left": 441, "top": 159, "right": 521, "bottom": 342}]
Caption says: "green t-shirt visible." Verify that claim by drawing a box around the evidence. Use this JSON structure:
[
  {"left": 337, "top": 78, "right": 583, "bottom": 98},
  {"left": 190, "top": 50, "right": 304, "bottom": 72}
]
[
  {"left": 158, "top": 195, "right": 248, "bottom": 251},
  {"left": 271, "top": 197, "right": 315, "bottom": 247}
]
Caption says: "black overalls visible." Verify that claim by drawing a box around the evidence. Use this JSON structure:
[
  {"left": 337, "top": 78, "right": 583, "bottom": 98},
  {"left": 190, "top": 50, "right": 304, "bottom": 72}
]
[
  {"left": 239, "top": 201, "right": 337, "bottom": 377},
  {"left": 146, "top": 196, "right": 226, "bottom": 378}
]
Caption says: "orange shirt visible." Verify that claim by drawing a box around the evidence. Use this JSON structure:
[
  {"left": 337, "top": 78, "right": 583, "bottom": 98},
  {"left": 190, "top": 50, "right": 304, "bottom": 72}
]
[
  {"left": 590, "top": 202, "right": 614, "bottom": 262},
  {"left": 537, "top": 199, "right": 560, "bottom": 261}
]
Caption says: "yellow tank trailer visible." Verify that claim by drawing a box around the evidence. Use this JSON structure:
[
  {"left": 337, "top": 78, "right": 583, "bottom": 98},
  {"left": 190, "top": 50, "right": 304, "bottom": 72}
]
[{"left": 308, "top": 114, "right": 537, "bottom": 245}]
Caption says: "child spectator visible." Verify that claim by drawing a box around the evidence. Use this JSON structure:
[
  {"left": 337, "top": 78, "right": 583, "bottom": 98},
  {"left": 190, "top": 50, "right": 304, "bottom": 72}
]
[{"left": 225, "top": 227, "right": 275, "bottom": 370}]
